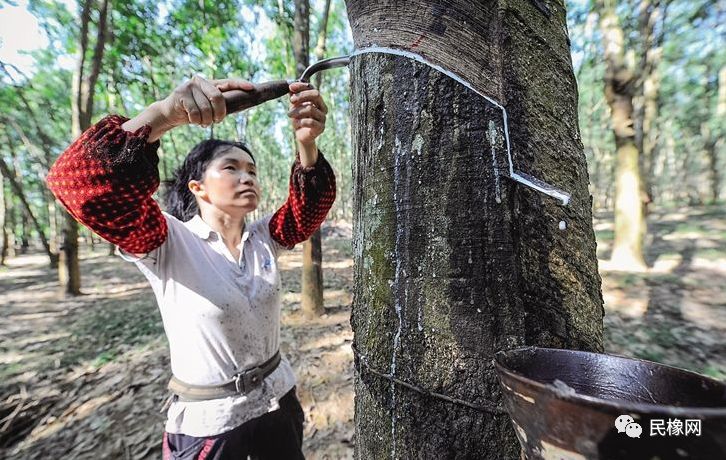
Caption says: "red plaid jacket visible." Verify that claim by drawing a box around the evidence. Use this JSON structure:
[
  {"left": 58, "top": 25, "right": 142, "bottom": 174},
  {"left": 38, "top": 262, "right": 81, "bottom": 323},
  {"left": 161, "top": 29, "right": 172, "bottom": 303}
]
[{"left": 46, "top": 115, "right": 336, "bottom": 253}]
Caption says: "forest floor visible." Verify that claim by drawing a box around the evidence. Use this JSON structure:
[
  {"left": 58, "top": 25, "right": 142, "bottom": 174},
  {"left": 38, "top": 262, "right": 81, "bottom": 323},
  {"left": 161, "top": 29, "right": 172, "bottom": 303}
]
[{"left": 1, "top": 205, "right": 724, "bottom": 459}]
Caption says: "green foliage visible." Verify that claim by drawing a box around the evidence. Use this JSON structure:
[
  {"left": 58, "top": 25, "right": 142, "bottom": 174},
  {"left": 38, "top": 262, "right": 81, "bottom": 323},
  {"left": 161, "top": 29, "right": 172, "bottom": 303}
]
[
  {"left": 1, "top": 0, "right": 354, "bottom": 251},
  {"left": 567, "top": 0, "right": 725, "bottom": 210}
]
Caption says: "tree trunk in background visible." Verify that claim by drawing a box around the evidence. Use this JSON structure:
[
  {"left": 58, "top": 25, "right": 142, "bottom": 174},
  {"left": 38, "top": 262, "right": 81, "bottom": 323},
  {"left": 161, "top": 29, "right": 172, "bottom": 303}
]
[
  {"left": 0, "top": 153, "right": 53, "bottom": 262},
  {"left": 302, "top": 230, "right": 324, "bottom": 316},
  {"left": 313, "top": 0, "right": 332, "bottom": 90},
  {"left": 294, "top": 0, "right": 325, "bottom": 317},
  {"left": 709, "top": 66, "right": 725, "bottom": 202},
  {"left": 634, "top": 0, "right": 666, "bottom": 213},
  {"left": 598, "top": 0, "right": 647, "bottom": 270},
  {"left": 703, "top": 122, "right": 718, "bottom": 204},
  {"left": 20, "top": 210, "right": 29, "bottom": 254},
  {"left": 61, "top": 0, "right": 109, "bottom": 295},
  {"left": 1, "top": 176, "right": 6, "bottom": 265},
  {"left": 6, "top": 194, "right": 15, "bottom": 259},
  {"left": 346, "top": 1, "right": 604, "bottom": 457},
  {"left": 1, "top": 63, "right": 62, "bottom": 267},
  {"left": 11, "top": 151, "right": 30, "bottom": 255},
  {"left": 292, "top": 0, "right": 310, "bottom": 77},
  {"left": 47, "top": 196, "right": 59, "bottom": 268}
]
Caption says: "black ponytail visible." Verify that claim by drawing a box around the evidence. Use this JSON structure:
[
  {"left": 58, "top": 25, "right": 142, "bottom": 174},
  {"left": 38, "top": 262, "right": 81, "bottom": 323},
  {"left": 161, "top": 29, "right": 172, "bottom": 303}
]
[{"left": 164, "top": 139, "right": 255, "bottom": 221}]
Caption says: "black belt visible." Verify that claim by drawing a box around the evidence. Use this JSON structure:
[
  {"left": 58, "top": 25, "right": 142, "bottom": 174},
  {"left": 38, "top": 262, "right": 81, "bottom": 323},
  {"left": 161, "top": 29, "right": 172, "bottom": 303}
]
[{"left": 168, "top": 351, "right": 281, "bottom": 401}]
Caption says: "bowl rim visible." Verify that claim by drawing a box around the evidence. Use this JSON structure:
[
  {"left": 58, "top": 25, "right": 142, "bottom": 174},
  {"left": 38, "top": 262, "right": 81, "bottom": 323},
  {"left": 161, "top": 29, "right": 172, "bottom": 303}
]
[{"left": 493, "top": 346, "right": 726, "bottom": 418}]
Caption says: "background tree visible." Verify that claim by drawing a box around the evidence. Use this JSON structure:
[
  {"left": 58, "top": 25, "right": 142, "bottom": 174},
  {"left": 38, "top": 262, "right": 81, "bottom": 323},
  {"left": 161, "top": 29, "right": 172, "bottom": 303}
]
[
  {"left": 345, "top": 0, "right": 603, "bottom": 457},
  {"left": 633, "top": 0, "right": 669, "bottom": 212},
  {"left": 292, "top": 0, "right": 326, "bottom": 317},
  {"left": 0, "top": 0, "right": 354, "bottom": 276},
  {"left": 570, "top": 0, "right": 725, "bottom": 215},
  {"left": 55, "top": 0, "right": 109, "bottom": 295},
  {"left": 0, "top": 146, "right": 53, "bottom": 264},
  {"left": 272, "top": 0, "right": 339, "bottom": 317},
  {"left": 597, "top": 0, "right": 648, "bottom": 270}
]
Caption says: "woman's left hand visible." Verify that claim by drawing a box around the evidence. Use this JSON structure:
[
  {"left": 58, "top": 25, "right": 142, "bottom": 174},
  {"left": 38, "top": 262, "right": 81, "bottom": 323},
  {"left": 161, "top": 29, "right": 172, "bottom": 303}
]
[{"left": 288, "top": 82, "right": 328, "bottom": 146}]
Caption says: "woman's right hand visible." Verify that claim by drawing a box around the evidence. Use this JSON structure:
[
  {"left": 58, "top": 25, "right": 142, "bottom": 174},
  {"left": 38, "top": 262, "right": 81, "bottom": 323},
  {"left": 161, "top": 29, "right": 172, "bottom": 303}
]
[{"left": 158, "top": 76, "right": 255, "bottom": 128}]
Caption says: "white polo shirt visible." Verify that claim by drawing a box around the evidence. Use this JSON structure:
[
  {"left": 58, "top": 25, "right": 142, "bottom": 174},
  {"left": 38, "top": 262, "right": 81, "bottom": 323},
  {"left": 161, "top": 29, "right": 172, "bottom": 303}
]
[{"left": 119, "top": 211, "right": 297, "bottom": 437}]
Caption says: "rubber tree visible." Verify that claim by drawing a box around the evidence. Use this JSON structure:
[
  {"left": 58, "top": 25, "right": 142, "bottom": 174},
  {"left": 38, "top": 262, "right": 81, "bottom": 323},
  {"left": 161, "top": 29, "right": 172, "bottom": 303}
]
[
  {"left": 59, "top": 0, "right": 110, "bottom": 295},
  {"left": 713, "top": 66, "right": 726, "bottom": 202},
  {"left": 291, "top": 0, "right": 327, "bottom": 317},
  {"left": 345, "top": 0, "right": 604, "bottom": 458},
  {"left": 598, "top": 0, "right": 647, "bottom": 270},
  {"left": 634, "top": 0, "right": 668, "bottom": 212}
]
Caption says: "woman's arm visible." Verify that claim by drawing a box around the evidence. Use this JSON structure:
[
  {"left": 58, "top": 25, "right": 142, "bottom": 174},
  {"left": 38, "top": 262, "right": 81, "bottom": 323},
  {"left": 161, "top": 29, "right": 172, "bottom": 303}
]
[
  {"left": 121, "top": 101, "right": 171, "bottom": 143},
  {"left": 268, "top": 82, "right": 336, "bottom": 248},
  {"left": 46, "top": 76, "right": 254, "bottom": 254},
  {"left": 269, "top": 150, "right": 336, "bottom": 248},
  {"left": 46, "top": 115, "right": 167, "bottom": 254}
]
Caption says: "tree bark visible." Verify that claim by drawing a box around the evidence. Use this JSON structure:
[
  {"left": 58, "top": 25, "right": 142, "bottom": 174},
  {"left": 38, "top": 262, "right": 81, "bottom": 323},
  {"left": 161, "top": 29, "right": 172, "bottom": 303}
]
[
  {"left": 598, "top": 0, "right": 647, "bottom": 270},
  {"left": 294, "top": 0, "right": 326, "bottom": 317},
  {"left": 346, "top": 1, "right": 603, "bottom": 458},
  {"left": 301, "top": 229, "right": 324, "bottom": 316}
]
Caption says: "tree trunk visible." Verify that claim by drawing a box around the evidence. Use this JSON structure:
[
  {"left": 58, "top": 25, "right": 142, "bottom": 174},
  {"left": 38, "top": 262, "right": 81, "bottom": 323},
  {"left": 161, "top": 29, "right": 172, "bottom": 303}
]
[
  {"left": 58, "top": 213, "right": 81, "bottom": 295},
  {"left": 639, "top": 70, "right": 659, "bottom": 211},
  {"left": 709, "top": 65, "right": 725, "bottom": 202},
  {"left": 313, "top": 0, "right": 333, "bottom": 90},
  {"left": 71, "top": 0, "right": 92, "bottom": 138},
  {"left": 0, "top": 154, "right": 54, "bottom": 262},
  {"left": 346, "top": 1, "right": 604, "bottom": 458},
  {"left": 1, "top": 68, "right": 62, "bottom": 268},
  {"left": 292, "top": 0, "right": 310, "bottom": 77},
  {"left": 1, "top": 176, "right": 6, "bottom": 265},
  {"left": 293, "top": 0, "right": 326, "bottom": 317},
  {"left": 20, "top": 209, "right": 29, "bottom": 254},
  {"left": 301, "top": 229, "right": 324, "bottom": 316},
  {"left": 61, "top": 0, "right": 109, "bottom": 295},
  {"left": 47, "top": 199, "right": 59, "bottom": 268},
  {"left": 6, "top": 194, "right": 16, "bottom": 259},
  {"left": 598, "top": 1, "right": 647, "bottom": 270},
  {"left": 701, "top": 112, "right": 718, "bottom": 204},
  {"left": 633, "top": 0, "right": 666, "bottom": 214}
]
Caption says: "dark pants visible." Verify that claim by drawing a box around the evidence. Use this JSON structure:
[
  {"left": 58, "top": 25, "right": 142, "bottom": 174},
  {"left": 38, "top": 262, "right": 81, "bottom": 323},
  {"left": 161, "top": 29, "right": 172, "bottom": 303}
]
[{"left": 162, "top": 387, "right": 305, "bottom": 460}]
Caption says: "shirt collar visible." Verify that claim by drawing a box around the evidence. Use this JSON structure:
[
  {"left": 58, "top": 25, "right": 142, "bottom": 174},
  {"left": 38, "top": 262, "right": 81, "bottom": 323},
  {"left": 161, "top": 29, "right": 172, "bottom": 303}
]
[{"left": 186, "top": 214, "right": 250, "bottom": 242}]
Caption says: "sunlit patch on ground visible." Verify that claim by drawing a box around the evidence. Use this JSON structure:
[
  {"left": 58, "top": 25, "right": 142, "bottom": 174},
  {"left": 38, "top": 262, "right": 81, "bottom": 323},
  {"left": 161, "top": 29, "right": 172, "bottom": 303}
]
[{"left": 598, "top": 205, "right": 726, "bottom": 381}]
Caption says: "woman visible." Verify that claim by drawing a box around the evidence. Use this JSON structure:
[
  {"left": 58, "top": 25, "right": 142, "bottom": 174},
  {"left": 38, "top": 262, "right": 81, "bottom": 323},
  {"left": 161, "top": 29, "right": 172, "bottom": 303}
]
[{"left": 46, "top": 75, "right": 336, "bottom": 459}]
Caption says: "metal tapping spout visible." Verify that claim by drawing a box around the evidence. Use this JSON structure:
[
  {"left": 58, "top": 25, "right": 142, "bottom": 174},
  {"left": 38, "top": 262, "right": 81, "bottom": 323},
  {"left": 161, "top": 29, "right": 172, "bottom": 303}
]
[
  {"left": 221, "top": 55, "right": 351, "bottom": 115},
  {"left": 298, "top": 55, "right": 351, "bottom": 83}
]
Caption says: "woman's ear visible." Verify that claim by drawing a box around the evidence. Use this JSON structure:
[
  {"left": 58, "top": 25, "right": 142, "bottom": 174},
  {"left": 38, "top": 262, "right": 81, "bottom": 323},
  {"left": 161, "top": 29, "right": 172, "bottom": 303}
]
[{"left": 188, "top": 179, "right": 206, "bottom": 198}]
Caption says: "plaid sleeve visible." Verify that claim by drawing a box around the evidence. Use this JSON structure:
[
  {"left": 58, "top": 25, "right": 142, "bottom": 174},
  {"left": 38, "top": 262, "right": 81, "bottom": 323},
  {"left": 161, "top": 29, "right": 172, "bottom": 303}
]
[
  {"left": 46, "top": 114, "right": 168, "bottom": 254},
  {"left": 269, "top": 150, "right": 336, "bottom": 249}
]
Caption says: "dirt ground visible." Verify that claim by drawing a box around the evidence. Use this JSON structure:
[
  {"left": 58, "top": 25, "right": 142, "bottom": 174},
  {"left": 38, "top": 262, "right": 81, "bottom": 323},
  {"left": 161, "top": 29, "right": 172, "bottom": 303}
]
[
  {"left": 596, "top": 206, "right": 726, "bottom": 380},
  {"left": 1, "top": 206, "right": 724, "bottom": 459}
]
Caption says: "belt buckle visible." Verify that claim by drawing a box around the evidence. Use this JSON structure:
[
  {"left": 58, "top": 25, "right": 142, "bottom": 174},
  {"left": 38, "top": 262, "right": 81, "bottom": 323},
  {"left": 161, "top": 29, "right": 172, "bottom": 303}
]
[
  {"left": 233, "top": 373, "right": 246, "bottom": 394},
  {"left": 234, "top": 368, "right": 264, "bottom": 395}
]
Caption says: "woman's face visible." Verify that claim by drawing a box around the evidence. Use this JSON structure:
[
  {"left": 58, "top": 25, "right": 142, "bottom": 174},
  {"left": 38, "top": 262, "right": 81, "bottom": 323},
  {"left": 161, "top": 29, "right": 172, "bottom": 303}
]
[{"left": 189, "top": 147, "right": 261, "bottom": 215}]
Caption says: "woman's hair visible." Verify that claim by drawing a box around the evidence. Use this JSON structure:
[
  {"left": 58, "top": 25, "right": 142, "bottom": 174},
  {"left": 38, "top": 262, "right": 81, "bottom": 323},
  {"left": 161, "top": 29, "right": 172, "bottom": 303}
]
[{"left": 164, "top": 139, "right": 255, "bottom": 221}]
